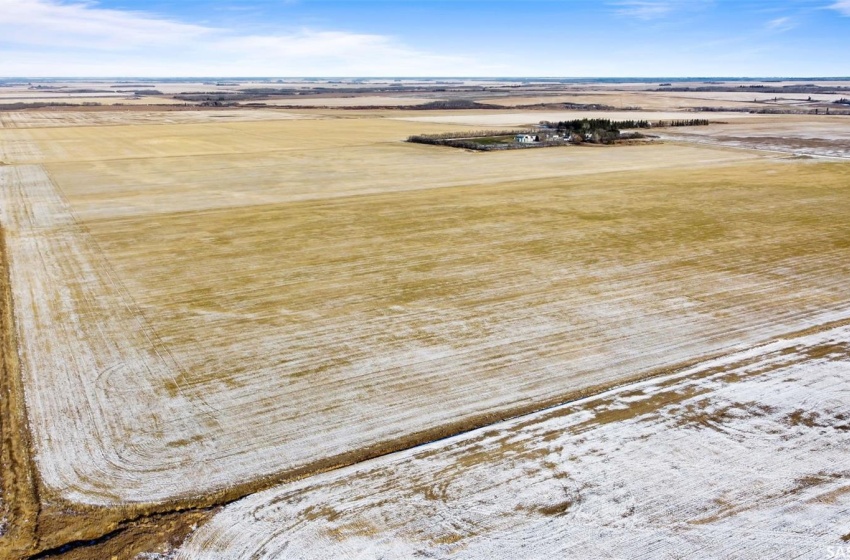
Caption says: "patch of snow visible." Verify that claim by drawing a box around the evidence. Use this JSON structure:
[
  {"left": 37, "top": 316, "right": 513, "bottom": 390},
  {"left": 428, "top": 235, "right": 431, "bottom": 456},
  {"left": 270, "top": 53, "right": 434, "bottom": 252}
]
[{"left": 177, "top": 323, "right": 850, "bottom": 559}]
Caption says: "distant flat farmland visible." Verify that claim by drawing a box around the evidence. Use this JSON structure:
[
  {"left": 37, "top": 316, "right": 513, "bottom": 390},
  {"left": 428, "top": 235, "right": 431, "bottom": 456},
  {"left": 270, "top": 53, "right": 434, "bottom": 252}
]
[
  {"left": 2, "top": 112, "right": 850, "bottom": 508},
  {"left": 0, "top": 108, "right": 315, "bottom": 130}
]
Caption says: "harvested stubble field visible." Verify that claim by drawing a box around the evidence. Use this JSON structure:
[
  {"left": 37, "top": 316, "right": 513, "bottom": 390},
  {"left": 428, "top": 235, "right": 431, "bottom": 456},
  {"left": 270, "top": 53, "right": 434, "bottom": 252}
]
[
  {"left": 481, "top": 90, "right": 846, "bottom": 111},
  {"left": 1, "top": 107, "right": 850, "bottom": 556},
  {"left": 655, "top": 115, "right": 850, "bottom": 159},
  {"left": 0, "top": 108, "right": 315, "bottom": 130},
  {"left": 176, "top": 319, "right": 850, "bottom": 559}
]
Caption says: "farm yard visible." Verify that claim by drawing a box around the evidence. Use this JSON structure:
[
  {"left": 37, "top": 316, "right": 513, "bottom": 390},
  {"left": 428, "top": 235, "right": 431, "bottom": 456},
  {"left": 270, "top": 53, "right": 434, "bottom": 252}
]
[
  {"left": 1, "top": 82, "right": 850, "bottom": 558},
  {"left": 404, "top": 119, "right": 697, "bottom": 150}
]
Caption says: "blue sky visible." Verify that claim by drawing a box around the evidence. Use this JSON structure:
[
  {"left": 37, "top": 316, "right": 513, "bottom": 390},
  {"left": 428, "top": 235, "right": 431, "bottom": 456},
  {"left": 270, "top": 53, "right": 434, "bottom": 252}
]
[{"left": 0, "top": 0, "right": 848, "bottom": 77}]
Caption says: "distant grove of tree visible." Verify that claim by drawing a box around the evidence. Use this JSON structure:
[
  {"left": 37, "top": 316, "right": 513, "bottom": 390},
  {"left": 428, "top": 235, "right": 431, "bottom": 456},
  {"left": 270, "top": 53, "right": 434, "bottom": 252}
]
[
  {"left": 545, "top": 119, "right": 709, "bottom": 134},
  {"left": 659, "top": 119, "right": 711, "bottom": 127}
]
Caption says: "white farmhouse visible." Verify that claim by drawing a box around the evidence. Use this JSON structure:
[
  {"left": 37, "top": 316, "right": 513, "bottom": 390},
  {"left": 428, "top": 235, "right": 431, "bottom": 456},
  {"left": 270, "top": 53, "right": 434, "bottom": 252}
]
[{"left": 515, "top": 134, "right": 536, "bottom": 143}]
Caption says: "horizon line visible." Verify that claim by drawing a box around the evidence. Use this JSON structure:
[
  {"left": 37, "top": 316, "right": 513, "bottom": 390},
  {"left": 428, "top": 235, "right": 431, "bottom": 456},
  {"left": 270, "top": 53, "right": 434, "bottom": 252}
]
[{"left": 3, "top": 76, "right": 850, "bottom": 81}]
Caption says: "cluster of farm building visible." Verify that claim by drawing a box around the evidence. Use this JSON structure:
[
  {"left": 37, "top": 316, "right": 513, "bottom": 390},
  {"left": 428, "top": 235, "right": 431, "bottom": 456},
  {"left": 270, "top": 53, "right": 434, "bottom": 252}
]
[{"left": 408, "top": 119, "right": 710, "bottom": 151}]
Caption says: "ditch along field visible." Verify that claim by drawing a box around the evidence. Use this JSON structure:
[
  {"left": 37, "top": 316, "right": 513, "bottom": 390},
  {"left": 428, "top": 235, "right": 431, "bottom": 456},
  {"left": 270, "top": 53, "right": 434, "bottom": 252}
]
[{"left": 1, "top": 109, "right": 850, "bottom": 556}]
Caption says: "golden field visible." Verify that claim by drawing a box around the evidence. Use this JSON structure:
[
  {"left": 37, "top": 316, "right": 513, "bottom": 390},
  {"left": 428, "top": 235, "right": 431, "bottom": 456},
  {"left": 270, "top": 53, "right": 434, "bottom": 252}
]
[{"left": 2, "top": 104, "right": 850, "bottom": 557}]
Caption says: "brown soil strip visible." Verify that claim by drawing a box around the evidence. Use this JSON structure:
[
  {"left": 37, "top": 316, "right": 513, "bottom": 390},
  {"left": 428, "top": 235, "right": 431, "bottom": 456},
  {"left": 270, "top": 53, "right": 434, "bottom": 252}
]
[
  {"left": 0, "top": 224, "right": 40, "bottom": 558},
  {"left": 29, "top": 508, "right": 217, "bottom": 560}
]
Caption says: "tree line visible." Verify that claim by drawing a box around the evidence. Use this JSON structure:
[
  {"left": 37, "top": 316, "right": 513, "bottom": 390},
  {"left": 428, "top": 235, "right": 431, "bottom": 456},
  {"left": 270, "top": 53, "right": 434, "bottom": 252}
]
[
  {"left": 407, "top": 129, "right": 533, "bottom": 142},
  {"left": 544, "top": 118, "right": 709, "bottom": 134}
]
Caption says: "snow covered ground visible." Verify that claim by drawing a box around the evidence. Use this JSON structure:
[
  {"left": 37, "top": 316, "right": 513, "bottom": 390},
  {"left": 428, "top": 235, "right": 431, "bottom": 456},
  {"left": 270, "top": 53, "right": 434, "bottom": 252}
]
[
  {"left": 177, "top": 321, "right": 850, "bottom": 559},
  {"left": 657, "top": 116, "right": 850, "bottom": 159}
]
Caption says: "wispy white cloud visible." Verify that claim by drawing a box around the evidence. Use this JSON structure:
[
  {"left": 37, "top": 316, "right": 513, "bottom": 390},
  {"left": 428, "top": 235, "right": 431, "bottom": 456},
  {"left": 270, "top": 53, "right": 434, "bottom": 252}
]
[
  {"left": 0, "top": 0, "right": 489, "bottom": 76},
  {"left": 612, "top": 0, "right": 713, "bottom": 22},
  {"left": 613, "top": 1, "right": 676, "bottom": 20},
  {"left": 766, "top": 16, "right": 796, "bottom": 31},
  {"left": 828, "top": 0, "right": 850, "bottom": 16},
  {"left": 0, "top": 0, "right": 212, "bottom": 50}
]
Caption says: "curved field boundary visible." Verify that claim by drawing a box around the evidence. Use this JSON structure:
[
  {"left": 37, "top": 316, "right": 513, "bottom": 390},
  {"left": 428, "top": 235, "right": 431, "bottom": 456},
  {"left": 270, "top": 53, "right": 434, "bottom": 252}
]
[{"left": 0, "top": 162, "right": 218, "bottom": 506}]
